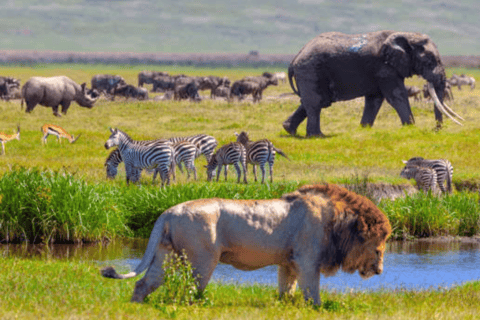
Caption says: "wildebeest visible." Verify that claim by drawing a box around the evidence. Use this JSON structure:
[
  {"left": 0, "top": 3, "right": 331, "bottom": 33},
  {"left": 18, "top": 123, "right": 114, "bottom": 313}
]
[
  {"left": 448, "top": 74, "right": 475, "bottom": 90},
  {"left": 405, "top": 85, "right": 422, "bottom": 101},
  {"left": 229, "top": 80, "right": 260, "bottom": 102},
  {"left": 114, "top": 84, "right": 149, "bottom": 100},
  {"left": 152, "top": 76, "right": 175, "bottom": 93},
  {"left": 91, "top": 74, "right": 126, "bottom": 97},
  {"left": 138, "top": 71, "right": 169, "bottom": 87},
  {"left": 174, "top": 82, "right": 201, "bottom": 101},
  {"left": 21, "top": 76, "right": 98, "bottom": 116},
  {"left": 0, "top": 77, "right": 21, "bottom": 101}
]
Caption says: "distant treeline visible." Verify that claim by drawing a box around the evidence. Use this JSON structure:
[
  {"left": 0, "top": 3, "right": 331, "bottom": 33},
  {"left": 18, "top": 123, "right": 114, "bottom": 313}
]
[{"left": 1, "top": 50, "right": 479, "bottom": 68}]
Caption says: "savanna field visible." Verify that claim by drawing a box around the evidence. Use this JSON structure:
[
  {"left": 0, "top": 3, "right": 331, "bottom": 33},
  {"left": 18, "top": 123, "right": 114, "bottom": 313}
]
[{"left": 1, "top": 64, "right": 480, "bottom": 319}]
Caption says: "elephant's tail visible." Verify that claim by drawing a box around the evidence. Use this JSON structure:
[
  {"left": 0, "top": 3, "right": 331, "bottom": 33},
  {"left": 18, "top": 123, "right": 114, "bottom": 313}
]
[{"left": 288, "top": 65, "right": 300, "bottom": 96}]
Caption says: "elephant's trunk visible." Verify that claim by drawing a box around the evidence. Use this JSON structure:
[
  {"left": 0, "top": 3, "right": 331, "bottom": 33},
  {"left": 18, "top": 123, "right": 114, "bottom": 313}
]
[{"left": 426, "top": 83, "right": 464, "bottom": 125}]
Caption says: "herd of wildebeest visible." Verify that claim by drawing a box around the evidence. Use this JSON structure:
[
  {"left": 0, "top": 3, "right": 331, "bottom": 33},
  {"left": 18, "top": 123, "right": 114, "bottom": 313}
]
[{"left": 0, "top": 70, "right": 288, "bottom": 111}]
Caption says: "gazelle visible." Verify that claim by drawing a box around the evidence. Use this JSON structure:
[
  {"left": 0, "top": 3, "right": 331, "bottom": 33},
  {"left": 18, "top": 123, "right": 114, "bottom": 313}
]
[
  {"left": 0, "top": 125, "right": 20, "bottom": 155},
  {"left": 41, "top": 124, "right": 81, "bottom": 144}
]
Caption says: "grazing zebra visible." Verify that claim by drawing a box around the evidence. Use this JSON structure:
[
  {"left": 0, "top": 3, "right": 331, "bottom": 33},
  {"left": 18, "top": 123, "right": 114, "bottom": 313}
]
[
  {"left": 104, "top": 128, "right": 175, "bottom": 187},
  {"left": 0, "top": 125, "right": 20, "bottom": 155},
  {"left": 402, "top": 157, "right": 453, "bottom": 193},
  {"left": 104, "top": 138, "right": 172, "bottom": 180},
  {"left": 400, "top": 165, "right": 438, "bottom": 194},
  {"left": 205, "top": 142, "right": 247, "bottom": 183},
  {"left": 167, "top": 134, "right": 217, "bottom": 162},
  {"left": 235, "top": 131, "right": 289, "bottom": 184},
  {"left": 41, "top": 124, "right": 81, "bottom": 144}
]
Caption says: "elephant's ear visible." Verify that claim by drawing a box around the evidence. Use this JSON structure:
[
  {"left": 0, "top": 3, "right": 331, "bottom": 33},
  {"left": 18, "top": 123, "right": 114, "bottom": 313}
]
[{"left": 381, "top": 33, "right": 415, "bottom": 78}]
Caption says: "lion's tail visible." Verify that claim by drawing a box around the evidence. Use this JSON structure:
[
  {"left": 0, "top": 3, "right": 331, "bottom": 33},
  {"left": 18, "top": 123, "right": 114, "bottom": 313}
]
[{"left": 101, "top": 216, "right": 167, "bottom": 280}]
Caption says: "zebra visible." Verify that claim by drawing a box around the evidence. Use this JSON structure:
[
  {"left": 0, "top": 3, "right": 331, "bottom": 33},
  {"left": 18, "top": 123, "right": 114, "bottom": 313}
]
[
  {"left": 167, "top": 134, "right": 217, "bottom": 162},
  {"left": 153, "top": 140, "right": 200, "bottom": 181},
  {"left": 235, "top": 131, "right": 289, "bottom": 184},
  {"left": 41, "top": 124, "right": 81, "bottom": 144},
  {"left": 0, "top": 125, "right": 20, "bottom": 155},
  {"left": 104, "top": 138, "right": 172, "bottom": 181},
  {"left": 205, "top": 142, "right": 247, "bottom": 183},
  {"left": 400, "top": 165, "right": 438, "bottom": 194},
  {"left": 402, "top": 157, "right": 453, "bottom": 193},
  {"left": 104, "top": 138, "right": 202, "bottom": 181},
  {"left": 104, "top": 128, "right": 175, "bottom": 187}
]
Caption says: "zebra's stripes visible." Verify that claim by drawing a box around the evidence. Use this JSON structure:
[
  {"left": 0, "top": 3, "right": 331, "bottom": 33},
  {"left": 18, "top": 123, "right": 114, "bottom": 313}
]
[
  {"left": 104, "top": 128, "right": 175, "bottom": 187},
  {"left": 153, "top": 140, "right": 200, "bottom": 181},
  {"left": 400, "top": 165, "right": 438, "bottom": 194},
  {"left": 235, "top": 131, "right": 289, "bottom": 184},
  {"left": 206, "top": 142, "right": 247, "bottom": 183},
  {"left": 402, "top": 157, "right": 453, "bottom": 193},
  {"left": 167, "top": 134, "right": 217, "bottom": 162}
]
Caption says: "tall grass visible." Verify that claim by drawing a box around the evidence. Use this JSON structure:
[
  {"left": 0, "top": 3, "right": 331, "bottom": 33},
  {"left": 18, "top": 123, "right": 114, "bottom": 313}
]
[
  {"left": 380, "top": 191, "right": 480, "bottom": 239},
  {"left": 1, "top": 167, "right": 480, "bottom": 242},
  {"left": 0, "top": 167, "right": 128, "bottom": 243}
]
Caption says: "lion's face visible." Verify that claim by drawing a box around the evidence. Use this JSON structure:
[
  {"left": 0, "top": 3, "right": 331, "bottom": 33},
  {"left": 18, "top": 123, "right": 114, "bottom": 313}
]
[{"left": 342, "top": 238, "right": 387, "bottom": 279}]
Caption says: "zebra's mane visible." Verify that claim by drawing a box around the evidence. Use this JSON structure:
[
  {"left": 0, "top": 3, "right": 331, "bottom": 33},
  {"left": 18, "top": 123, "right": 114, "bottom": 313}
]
[{"left": 115, "top": 129, "right": 134, "bottom": 143}]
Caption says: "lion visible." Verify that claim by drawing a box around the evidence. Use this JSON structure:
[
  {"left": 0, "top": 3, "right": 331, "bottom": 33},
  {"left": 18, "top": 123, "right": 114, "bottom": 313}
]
[{"left": 101, "top": 184, "right": 391, "bottom": 305}]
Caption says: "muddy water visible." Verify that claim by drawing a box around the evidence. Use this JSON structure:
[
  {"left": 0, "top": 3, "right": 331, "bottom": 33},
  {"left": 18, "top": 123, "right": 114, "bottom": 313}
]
[{"left": 2, "top": 239, "right": 480, "bottom": 291}]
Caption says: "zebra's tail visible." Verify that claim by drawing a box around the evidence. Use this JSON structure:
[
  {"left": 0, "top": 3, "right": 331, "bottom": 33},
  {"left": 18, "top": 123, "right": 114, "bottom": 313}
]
[
  {"left": 446, "top": 165, "right": 453, "bottom": 193},
  {"left": 101, "top": 215, "right": 167, "bottom": 280},
  {"left": 274, "top": 147, "right": 290, "bottom": 161}
]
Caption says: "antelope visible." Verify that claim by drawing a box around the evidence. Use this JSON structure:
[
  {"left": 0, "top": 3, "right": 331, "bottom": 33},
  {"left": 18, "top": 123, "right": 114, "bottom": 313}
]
[
  {"left": 0, "top": 125, "right": 20, "bottom": 155},
  {"left": 41, "top": 124, "right": 81, "bottom": 144}
]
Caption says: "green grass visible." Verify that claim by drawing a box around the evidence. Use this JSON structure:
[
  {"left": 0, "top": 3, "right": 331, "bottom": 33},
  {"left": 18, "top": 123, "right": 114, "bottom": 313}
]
[{"left": 0, "top": 258, "right": 479, "bottom": 319}]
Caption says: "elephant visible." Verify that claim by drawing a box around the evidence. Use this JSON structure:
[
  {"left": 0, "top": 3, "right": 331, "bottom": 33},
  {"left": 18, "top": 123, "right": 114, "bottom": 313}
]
[
  {"left": 21, "top": 76, "right": 98, "bottom": 117},
  {"left": 283, "top": 31, "right": 464, "bottom": 137}
]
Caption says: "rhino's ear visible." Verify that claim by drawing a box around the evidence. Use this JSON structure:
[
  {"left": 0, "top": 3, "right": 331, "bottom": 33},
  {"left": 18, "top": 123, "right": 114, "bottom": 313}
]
[{"left": 81, "top": 83, "right": 86, "bottom": 92}]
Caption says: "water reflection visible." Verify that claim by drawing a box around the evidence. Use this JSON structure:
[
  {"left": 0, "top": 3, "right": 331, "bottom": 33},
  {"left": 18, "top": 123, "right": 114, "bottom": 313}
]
[{"left": 2, "top": 239, "right": 480, "bottom": 291}]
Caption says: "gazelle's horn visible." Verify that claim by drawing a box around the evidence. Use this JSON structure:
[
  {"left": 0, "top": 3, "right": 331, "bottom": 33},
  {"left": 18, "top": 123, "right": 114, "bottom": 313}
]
[
  {"left": 72, "top": 134, "right": 82, "bottom": 144},
  {"left": 427, "top": 83, "right": 463, "bottom": 126}
]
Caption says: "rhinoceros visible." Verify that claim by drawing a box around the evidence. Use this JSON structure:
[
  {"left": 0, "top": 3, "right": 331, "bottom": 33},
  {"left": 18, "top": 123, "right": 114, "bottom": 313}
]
[{"left": 21, "top": 76, "right": 98, "bottom": 117}]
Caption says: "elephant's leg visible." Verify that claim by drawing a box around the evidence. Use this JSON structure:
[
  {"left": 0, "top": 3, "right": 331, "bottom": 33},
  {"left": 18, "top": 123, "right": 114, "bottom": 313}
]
[
  {"left": 283, "top": 104, "right": 307, "bottom": 135},
  {"left": 131, "top": 247, "right": 171, "bottom": 302},
  {"left": 361, "top": 93, "right": 385, "bottom": 127},
  {"left": 380, "top": 81, "right": 414, "bottom": 125},
  {"left": 278, "top": 264, "right": 297, "bottom": 299}
]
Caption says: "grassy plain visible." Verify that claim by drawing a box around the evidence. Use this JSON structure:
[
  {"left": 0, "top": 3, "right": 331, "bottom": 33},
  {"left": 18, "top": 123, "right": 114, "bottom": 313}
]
[
  {"left": 1, "top": 64, "right": 480, "bottom": 319},
  {"left": 1, "top": 64, "right": 480, "bottom": 184},
  {"left": 1, "top": 258, "right": 479, "bottom": 320}
]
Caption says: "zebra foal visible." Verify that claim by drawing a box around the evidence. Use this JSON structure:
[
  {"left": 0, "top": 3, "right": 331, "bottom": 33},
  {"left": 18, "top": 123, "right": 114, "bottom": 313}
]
[
  {"left": 104, "top": 128, "right": 175, "bottom": 187},
  {"left": 400, "top": 165, "right": 439, "bottom": 194},
  {"left": 205, "top": 142, "right": 247, "bottom": 183},
  {"left": 235, "top": 131, "right": 289, "bottom": 184},
  {"left": 402, "top": 157, "right": 453, "bottom": 193}
]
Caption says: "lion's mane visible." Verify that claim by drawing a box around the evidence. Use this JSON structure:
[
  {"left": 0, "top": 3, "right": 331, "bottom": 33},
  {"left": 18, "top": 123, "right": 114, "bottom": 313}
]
[{"left": 283, "top": 183, "right": 392, "bottom": 276}]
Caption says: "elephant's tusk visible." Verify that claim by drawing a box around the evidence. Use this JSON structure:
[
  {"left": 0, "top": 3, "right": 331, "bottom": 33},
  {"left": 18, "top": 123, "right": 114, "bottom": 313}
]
[
  {"left": 427, "top": 83, "right": 463, "bottom": 126},
  {"left": 441, "top": 102, "right": 465, "bottom": 121}
]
